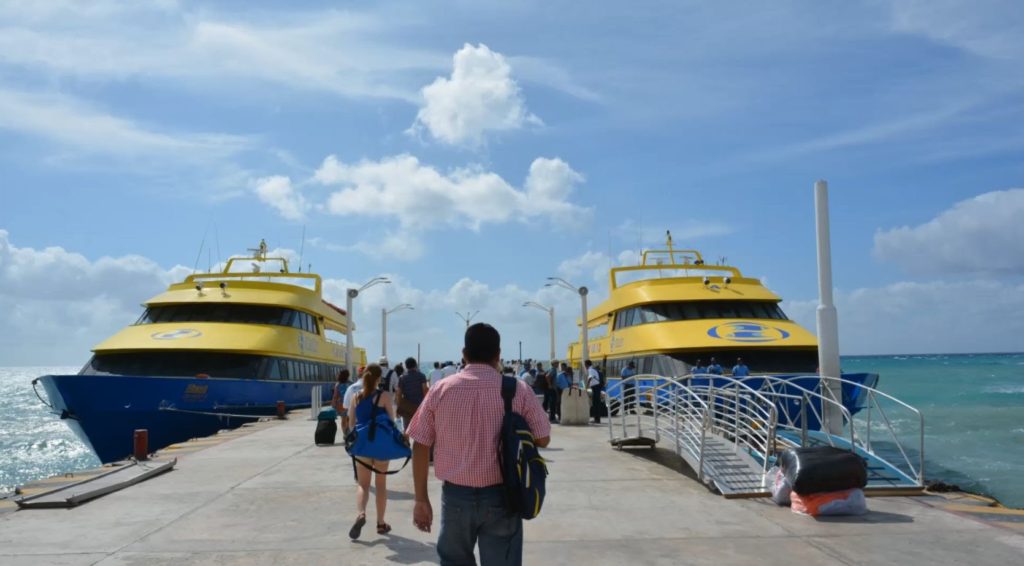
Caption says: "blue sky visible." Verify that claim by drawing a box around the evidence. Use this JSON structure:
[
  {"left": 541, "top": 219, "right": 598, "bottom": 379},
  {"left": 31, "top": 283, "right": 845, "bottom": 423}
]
[{"left": 1, "top": 0, "right": 1023, "bottom": 365}]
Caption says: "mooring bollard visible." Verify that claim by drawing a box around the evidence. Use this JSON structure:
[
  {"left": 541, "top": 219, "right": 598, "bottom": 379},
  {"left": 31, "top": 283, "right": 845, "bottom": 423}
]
[
  {"left": 276, "top": 400, "right": 286, "bottom": 419},
  {"left": 133, "top": 429, "right": 149, "bottom": 461}
]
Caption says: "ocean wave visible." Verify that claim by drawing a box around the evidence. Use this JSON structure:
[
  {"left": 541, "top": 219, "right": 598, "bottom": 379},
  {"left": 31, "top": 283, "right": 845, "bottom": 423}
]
[{"left": 983, "top": 385, "right": 1024, "bottom": 394}]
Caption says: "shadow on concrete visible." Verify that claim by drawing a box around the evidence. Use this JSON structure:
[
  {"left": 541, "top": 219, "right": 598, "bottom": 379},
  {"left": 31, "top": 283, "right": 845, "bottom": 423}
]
[
  {"left": 351, "top": 533, "right": 437, "bottom": 564},
  {"left": 815, "top": 510, "right": 914, "bottom": 524},
  {"left": 370, "top": 487, "right": 415, "bottom": 501},
  {"left": 624, "top": 446, "right": 702, "bottom": 484}
]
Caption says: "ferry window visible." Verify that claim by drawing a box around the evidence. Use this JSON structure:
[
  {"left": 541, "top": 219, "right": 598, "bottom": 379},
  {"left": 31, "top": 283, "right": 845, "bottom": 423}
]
[
  {"left": 623, "top": 308, "right": 639, "bottom": 328},
  {"left": 681, "top": 303, "right": 700, "bottom": 320}
]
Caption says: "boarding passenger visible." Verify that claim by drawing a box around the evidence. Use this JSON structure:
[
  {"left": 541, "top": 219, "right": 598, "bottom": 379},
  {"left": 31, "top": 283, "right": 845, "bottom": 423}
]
[
  {"left": 332, "top": 368, "right": 351, "bottom": 427},
  {"left": 441, "top": 360, "right": 458, "bottom": 379},
  {"left": 543, "top": 361, "right": 558, "bottom": 420},
  {"left": 408, "top": 323, "right": 551, "bottom": 565},
  {"left": 621, "top": 361, "right": 637, "bottom": 413},
  {"left": 397, "top": 357, "right": 429, "bottom": 424},
  {"left": 378, "top": 357, "right": 399, "bottom": 393},
  {"left": 692, "top": 359, "right": 706, "bottom": 375},
  {"left": 428, "top": 361, "right": 444, "bottom": 387},
  {"left": 348, "top": 364, "right": 396, "bottom": 539},
  {"left": 731, "top": 358, "right": 750, "bottom": 377},
  {"left": 707, "top": 358, "right": 723, "bottom": 375},
  {"left": 341, "top": 372, "right": 363, "bottom": 436},
  {"left": 586, "top": 359, "right": 603, "bottom": 424}
]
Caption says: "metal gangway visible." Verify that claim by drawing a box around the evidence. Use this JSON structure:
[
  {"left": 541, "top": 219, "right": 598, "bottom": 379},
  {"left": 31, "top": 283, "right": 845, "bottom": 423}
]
[{"left": 605, "top": 374, "right": 925, "bottom": 498}]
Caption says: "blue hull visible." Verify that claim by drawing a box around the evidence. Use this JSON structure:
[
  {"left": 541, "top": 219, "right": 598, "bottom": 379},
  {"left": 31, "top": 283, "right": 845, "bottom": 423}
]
[{"left": 38, "top": 374, "right": 334, "bottom": 463}]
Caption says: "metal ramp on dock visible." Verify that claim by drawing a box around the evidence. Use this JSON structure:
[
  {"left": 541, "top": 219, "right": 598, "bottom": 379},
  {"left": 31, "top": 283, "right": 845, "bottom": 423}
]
[
  {"left": 607, "top": 374, "right": 925, "bottom": 497},
  {"left": 15, "top": 458, "right": 176, "bottom": 509}
]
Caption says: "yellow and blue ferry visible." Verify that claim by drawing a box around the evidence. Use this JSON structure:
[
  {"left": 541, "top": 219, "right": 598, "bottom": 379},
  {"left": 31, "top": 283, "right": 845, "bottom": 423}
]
[
  {"left": 36, "top": 242, "right": 365, "bottom": 463},
  {"left": 567, "top": 234, "right": 877, "bottom": 419}
]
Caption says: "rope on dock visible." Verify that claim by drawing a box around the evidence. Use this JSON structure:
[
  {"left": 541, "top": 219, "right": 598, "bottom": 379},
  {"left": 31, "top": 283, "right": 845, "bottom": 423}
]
[{"left": 158, "top": 407, "right": 277, "bottom": 420}]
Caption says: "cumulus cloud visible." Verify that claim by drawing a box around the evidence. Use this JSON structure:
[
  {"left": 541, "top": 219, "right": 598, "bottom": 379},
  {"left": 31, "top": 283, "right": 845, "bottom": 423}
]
[
  {"left": 410, "top": 43, "right": 541, "bottom": 146},
  {"left": 0, "top": 230, "right": 190, "bottom": 365},
  {"left": 316, "top": 154, "right": 587, "bottom": 231},
  {"left": 873, "top": 189, "right": 1024, "bottom": 274},
  {"left": 783, "top": 279, "right": 1024, "bottom": 355},
  {"left": 252, "top": 175, "right": 308, "bottom": 221}
]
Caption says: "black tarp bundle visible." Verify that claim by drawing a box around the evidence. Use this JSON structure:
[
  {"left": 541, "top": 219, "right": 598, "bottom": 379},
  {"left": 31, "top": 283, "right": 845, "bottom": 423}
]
[{"left": 779, "top": 446, "right": 867, "bottom": 495}]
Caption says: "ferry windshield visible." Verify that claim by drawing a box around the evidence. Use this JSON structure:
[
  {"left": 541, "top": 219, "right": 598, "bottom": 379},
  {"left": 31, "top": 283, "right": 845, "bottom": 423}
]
[
  {"left": 81, "top": 352, "right": 342, "bottom": 381},
  {"left": 137, "top": 304, "right": 319, "bottom": 334},
  {"left": 613, "top": 300, "right": 788, "bottom": 330}
]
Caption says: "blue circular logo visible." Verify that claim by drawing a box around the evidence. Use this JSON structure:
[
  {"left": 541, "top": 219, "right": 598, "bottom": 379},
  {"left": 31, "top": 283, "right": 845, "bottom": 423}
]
[
  {"left": 708, "top": 322, "right": 790, "bottom": 343},
  {"left": 151, "top": 329, "right": 203, "bottom": 340}
]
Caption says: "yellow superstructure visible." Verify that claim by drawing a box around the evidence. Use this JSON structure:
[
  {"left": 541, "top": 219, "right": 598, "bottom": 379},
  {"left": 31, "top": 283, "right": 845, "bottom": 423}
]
[
  {"left": 84, "top": 244, "right": 366, "bottom": 380},
  {"left": 567, "top": 235, "right": 818, "bottom": 377}
]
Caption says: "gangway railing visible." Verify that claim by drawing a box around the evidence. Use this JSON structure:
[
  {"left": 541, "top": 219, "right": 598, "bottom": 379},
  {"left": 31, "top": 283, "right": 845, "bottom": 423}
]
[
  {"left": 605, "top": 372, "right": 925, "bottom": 494},
  {"left": 774, "top": 375, "right": 924, "bottom": 487},
  {"left": 606, "top": 375, "right": 777, "bottom": 495}
]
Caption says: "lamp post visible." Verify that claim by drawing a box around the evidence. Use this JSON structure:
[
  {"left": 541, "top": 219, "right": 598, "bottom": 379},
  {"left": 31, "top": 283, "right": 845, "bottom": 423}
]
[
  {"left": 345, "top": 277, "right": 390, "bottom": 377},
  {"left": 381, "top": 303, "right": 413, "bottom": 358},
  {"left": 455, "top": 310, "right": 479, "bottom": 328},
  {"left": 545, "top": 277, "right": 588, "bottom": 386},
  {"left": 523, "top": 301, "right": 555, "bottom": 362}
]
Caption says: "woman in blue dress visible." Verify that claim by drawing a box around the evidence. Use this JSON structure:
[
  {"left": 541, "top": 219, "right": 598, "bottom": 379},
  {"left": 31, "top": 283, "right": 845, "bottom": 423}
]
[{"left": 348, "top": 363, "right": 397, "bottom": 539}]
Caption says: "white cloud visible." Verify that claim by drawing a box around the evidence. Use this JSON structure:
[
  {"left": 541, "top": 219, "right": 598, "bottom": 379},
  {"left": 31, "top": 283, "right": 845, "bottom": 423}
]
[
  {"left": 887, "top": 0, "right": 1024, "bottom": 60},
  {"left": 783, "top": 279, "right": 1024, "bottom": 355},
  {"left": 0, "top": 5, "right": 444, "bottom": 102},
  {"left": 410, "top": 43, "right": 541, "bottom": 146},
  {"left": 252, "top": 176, "right": 308, "bottom": 221},
  {"left": 316, "top": 154, "right": 587, "bottom": 231},
  {"left": 0, "top": 229, "right": 190, "bottom": 365},
  {"left": 0, "top": 88, "right": 251, "bottom": 159},
  {"left": 873, "top": 188, "right": 1024, "bottom": 275}
]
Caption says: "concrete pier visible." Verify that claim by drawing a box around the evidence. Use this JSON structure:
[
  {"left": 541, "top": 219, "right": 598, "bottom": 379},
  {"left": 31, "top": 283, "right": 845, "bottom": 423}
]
[{"left": 2, "top": 415, "right": 1023, "bottom": 565}]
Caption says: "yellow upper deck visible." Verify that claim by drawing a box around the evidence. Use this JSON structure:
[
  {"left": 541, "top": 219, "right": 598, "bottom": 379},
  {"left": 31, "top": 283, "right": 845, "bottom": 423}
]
[{"left": 92, "top": 243, "right": 359, "bottom": 362}]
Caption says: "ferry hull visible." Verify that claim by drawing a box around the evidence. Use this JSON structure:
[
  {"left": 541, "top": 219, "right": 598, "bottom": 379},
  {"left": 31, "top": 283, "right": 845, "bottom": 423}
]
[{"left": 38, "top": 374, "right": 333, "bottom": 463}]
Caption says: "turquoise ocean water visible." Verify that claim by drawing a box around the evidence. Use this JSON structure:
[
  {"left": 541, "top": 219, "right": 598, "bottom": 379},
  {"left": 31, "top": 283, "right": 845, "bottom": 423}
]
[{"left": 3, "top": 355, "right": 1023, "bottom": 506}]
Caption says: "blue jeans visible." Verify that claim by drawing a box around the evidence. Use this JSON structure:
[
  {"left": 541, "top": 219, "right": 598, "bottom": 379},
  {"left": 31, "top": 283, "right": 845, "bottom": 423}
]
[{"left": 438, "top": 483, "right": 522, "bottom": 566}]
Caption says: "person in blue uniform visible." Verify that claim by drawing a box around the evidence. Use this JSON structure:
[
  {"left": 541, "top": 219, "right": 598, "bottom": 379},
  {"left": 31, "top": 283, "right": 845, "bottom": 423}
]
[
  {"left": 731, "top": 358, "right": 750, "bottom": 377},
  {"left": 691, "top": 359, "right": 706, "bottom": 375},
  {"left": 707, "top": 358, "right": 723, "bottom": 375}
]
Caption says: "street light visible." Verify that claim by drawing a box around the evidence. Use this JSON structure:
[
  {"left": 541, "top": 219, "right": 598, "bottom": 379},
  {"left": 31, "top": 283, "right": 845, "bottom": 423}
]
[
  {"left": 545, "top": 277, "right": 589, "bottom": 386},
  {"left": 346, "top": 277, "right": 390, "bottom": 376},
  {"left": 523, "top": 301, "right": 555, "bottom": 362},
  {"left": 455, "top": 310, "right": 479, "bottom": 328},
  {"left": 382, "top": 303, "right": 414, "bottom": 358}
]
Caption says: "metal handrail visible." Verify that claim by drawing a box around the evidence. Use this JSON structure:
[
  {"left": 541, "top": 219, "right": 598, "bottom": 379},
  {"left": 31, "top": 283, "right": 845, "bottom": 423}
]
[{"left": 785, "top": 375, "right": 925, "bottom": 486}]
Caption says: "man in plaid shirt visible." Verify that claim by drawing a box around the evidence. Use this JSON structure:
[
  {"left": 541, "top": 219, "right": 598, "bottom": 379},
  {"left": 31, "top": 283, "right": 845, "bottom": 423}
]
[{"left": 408, "top": 323, "right": 551, "bottom": 565}]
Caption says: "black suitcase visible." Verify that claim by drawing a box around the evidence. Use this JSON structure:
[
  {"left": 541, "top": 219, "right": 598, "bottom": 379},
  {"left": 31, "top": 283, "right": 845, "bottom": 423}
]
[{"left": 315, "top": 418, "right": 337, "bottom": 445}]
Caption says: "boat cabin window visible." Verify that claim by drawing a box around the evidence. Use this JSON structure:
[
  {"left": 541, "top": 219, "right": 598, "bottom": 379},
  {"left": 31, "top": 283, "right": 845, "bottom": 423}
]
[
  {"left": 82, "top": 353, "right": 345, "bottom": 382},
  {"left": 614, "top": 300, "right": 788, "bottom": 330},
  {"left": 138, "top": 304, "right": 321, "bottom": 334}
]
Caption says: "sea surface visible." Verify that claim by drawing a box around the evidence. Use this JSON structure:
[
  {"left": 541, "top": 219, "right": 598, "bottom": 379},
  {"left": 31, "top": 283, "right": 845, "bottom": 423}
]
[{"left": 3, "top": 355, "right": 1024, "bottom": 506}]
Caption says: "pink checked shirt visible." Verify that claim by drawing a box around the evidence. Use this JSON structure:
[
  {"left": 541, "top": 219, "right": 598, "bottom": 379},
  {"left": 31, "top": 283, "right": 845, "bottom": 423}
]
[{"left": 407, "top": 363, "right": 552, "bottom": 488}]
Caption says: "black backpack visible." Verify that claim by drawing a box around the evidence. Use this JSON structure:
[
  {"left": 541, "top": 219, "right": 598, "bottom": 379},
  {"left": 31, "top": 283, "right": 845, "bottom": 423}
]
[{"left": 498, "top": 376, "right": 548, "bottom": 519}]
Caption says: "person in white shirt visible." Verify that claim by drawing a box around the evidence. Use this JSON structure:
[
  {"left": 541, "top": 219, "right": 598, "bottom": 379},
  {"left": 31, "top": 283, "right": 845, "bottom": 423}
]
[
  {"left": 427, "top": 361, "right": 444, "bottom": 387},
  {"left": 585, "top": 359, "right": 604, "bottom": 424},
  {"left": 378, "top": 356, "right": 399, "bottom": 393},
  {"left": 341, "top": 378, "right": 363, "bottom": 434},
  {"left": 441, "top": 361, "right": 457, "bottom": 379}
]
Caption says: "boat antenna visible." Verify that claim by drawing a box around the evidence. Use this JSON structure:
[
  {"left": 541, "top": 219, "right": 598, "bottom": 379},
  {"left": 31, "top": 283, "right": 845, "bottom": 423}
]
[
  {"left": 192, "top": 223, "right": 210, "bottom": 274},
  {"left": 297, "top": 225, "right": 306, "bottom": 273},
  {"left": 666, "top": 230, "right": 674, "bottom": 265}
]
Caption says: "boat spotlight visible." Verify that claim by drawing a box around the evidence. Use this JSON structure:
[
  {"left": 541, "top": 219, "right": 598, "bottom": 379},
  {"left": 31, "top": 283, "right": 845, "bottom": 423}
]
[
  {"left": 703, "top": 277, "right": 710, "bottom": 286},
  {"left": 195, "top": 282, "right": 205, "bottom": 296},
  {"left": 219, "top": 282, "right": 227, "bottom": 290},
  {"left": 724, "top": 276, "right": 732, "bottom": 285}
]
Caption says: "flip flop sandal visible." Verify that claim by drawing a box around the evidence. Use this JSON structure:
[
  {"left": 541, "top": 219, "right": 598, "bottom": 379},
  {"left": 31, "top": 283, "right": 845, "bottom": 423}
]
[
  {"left": 376, "top": 522, "right": 392, "bottom": 535},
  {"left": 349, "top": 514, "right": 366, "bottom": 540}
]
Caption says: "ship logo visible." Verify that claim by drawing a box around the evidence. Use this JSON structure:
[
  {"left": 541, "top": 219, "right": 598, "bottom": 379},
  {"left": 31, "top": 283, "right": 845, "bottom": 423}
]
[
  {"left": 151, "top": 329, "right": 203, "bottom": 340},
  {"left": 707, "top": 322, "right": 790, "bottom": 343}
]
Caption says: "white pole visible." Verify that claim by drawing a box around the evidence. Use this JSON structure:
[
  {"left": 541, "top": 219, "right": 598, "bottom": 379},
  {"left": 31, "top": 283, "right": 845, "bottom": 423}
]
[
  {"left": 815, "top": 180, "right": 843, "bottom": 435},
  {"left": 548, "top": 307, "right": 556, "bottom": 362},
  {"left": 381, "top": 308, "right": 388, "bottom": 358},
  {"left": 579, "top": 287, "right": 589, "bottom": 387},
  {"left": 346, "top": 289, "right": 357, "bottom": 378}
]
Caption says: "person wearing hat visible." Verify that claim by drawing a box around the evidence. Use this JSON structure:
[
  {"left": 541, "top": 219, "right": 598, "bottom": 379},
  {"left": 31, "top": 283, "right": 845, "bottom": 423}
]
[{"left": 378, "top": 356, "right": 399, "bottom": 394}]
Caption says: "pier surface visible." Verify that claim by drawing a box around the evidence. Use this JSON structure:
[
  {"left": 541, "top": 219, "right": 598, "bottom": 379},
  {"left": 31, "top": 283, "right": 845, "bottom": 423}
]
[{"left": 2, "top": 416, "right": 1023, "bottom": 565}]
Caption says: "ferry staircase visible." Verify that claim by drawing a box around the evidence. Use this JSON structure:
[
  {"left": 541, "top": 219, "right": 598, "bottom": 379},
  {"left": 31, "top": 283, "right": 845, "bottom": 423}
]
[{"left": 606, "top": 374, "right": 925, "bottom": 498}]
